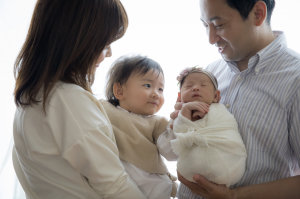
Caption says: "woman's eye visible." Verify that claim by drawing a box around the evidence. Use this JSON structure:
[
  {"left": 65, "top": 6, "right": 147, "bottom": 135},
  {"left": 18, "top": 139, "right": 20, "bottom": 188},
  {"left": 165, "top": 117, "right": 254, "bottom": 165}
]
[{"left": 143, "top": 84, "right": 151, "bottom": 88}]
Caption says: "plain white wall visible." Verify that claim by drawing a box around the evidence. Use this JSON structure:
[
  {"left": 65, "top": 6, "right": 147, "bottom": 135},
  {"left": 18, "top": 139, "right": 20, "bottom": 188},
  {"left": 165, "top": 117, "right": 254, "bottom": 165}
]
[{"left": 1, "top": 0, "right": 300, "bottom": 198}]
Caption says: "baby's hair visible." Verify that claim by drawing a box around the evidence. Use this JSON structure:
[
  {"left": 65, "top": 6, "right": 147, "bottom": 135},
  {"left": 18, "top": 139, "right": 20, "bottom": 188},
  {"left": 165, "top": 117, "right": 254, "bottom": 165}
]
[{"left": 106, "top": 54, "right": 164, "bottom": 106}]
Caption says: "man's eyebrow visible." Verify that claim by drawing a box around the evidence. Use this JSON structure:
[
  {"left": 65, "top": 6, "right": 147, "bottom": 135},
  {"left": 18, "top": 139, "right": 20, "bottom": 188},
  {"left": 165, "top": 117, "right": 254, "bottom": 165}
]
[{"left": 200, "top": 16, "right": 221, "bottom": 22}]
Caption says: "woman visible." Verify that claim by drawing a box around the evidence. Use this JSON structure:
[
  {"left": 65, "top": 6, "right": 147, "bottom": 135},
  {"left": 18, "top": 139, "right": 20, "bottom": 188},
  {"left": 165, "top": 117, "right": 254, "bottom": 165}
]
[{"left": 13, "top": 0, "right": 146, "bottom": 198}]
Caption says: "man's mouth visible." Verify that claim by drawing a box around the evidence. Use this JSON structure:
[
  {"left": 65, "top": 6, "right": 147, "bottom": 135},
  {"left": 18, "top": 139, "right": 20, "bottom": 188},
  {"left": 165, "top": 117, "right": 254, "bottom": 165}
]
[{"left": 218, "top": 46, "right": 227, "bottom": 54}]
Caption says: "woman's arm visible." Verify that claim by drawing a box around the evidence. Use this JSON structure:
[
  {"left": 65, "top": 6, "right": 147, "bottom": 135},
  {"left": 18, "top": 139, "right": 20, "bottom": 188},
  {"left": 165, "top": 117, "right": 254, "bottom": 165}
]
[
  {"left": 178, "top": 172, "right": 300, "bottom": 199},
  {"left": 52, "top": 87, "right": 146, "bottom": 199}
]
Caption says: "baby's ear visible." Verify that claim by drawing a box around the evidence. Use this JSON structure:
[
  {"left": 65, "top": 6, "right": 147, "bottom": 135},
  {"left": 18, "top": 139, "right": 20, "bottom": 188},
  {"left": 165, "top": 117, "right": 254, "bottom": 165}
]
[
  {"left": 213, "top": 90, "right": 221, "bottom": 103},
  {"left": 113, "top": 82, "right": 125, "bottom": 100}
]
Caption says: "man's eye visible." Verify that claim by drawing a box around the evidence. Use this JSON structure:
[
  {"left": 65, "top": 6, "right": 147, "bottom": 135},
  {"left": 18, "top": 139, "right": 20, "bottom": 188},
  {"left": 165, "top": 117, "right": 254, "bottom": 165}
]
[
  {"left": 215, "top": 24, "right": 223, "bottom": 28},
  {"left": 144, "top": 84, "right": 151, "bottom": 88},
  {"left": 203, "top": 23, "right": 208, "bottom": 28}
]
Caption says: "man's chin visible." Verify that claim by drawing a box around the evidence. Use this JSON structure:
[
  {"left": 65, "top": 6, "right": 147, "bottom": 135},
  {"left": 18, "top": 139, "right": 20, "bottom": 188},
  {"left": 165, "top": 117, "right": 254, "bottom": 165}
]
[{"left": 221, "top": 54, "right": 235, "bottom": 62}]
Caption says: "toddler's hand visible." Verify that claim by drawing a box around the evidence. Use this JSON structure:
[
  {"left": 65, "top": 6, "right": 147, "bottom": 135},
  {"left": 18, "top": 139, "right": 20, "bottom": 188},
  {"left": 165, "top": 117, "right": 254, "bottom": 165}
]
[{"left": 181, "top": 102, "right": 209, "bottom": 121}]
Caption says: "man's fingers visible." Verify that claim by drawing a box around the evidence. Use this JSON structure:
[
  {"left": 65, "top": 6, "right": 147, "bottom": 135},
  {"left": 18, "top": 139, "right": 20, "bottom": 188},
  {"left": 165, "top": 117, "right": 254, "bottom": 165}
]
[{"left": 178, "top": 171, "right": 207, "bottom": 196}]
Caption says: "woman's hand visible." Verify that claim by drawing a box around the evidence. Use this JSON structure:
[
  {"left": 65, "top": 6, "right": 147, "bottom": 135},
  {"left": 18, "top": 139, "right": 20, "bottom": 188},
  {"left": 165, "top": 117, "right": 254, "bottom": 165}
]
[{"left": 177, "top": 171, "right": 237, "bottom": 199}]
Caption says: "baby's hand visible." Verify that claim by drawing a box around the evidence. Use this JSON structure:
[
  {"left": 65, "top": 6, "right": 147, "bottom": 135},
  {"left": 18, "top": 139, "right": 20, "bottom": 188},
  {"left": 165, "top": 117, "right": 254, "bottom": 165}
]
[
  {"left": 181, "top": 102, "right": 209, "bottom": 121},
  {"left": 192, "top": 110, "right": 207, "bottom": 121}
]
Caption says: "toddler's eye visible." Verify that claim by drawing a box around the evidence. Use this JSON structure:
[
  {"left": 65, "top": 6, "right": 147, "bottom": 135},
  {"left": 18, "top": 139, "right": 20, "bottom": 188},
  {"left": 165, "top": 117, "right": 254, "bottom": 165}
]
[
  {"left": 143, "top": 84, "right": 151, "bottom": 88},
  {"left": 159, "top": 88, "right": 164, "bottom": 92}
]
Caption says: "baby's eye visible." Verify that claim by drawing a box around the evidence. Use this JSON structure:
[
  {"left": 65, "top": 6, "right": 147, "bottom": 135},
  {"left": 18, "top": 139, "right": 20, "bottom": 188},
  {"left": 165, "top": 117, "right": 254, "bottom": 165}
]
[
  {"left": 143, "top": 84, "right": 151, "bottom": 88},
  {"left": 201, "top": 84, "right": 207, "bottom": 87},
  {"left": 159, "top": 88, "right": 164, "bottom": 92}
]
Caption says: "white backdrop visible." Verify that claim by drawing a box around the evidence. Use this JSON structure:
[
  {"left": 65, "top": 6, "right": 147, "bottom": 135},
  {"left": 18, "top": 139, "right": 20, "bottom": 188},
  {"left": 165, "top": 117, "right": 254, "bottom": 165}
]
[{"left": 1, "top": 0, "right": 300, "bottom": 198}]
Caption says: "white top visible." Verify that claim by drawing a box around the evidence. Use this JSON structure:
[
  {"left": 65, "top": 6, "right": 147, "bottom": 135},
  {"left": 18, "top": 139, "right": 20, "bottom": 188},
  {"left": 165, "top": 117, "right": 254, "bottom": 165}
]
[
  {"left": 115, "top": 106, "right": 178, "bottom": 199},
  {"left": 13, "top": 82, "right": 146, "bottom": 199}
]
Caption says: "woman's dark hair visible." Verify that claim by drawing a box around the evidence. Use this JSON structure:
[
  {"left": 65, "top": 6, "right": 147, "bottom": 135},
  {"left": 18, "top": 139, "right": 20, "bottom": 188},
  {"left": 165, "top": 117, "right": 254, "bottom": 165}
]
[
  {"left": 106, "top": 55, "right": 164, "bottom": 106},
  {"left": 14, "top": 0, "right": 128, "bottom": 111},
  {"left": 226, "top": 0, "right": 275, "bottom": 25}
]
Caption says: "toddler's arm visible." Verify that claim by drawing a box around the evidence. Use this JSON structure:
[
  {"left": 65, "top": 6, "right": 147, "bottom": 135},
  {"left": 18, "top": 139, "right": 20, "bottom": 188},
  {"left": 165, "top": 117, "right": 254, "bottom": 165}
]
[{"left": 157, "top": 121, "right": 178, "bottom": 161}]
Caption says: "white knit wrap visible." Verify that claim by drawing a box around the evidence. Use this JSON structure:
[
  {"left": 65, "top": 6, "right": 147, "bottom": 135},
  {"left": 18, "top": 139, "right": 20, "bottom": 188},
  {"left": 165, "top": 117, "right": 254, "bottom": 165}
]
[{"left": 171, "top": 103, "right": 247, "bottom": 187}]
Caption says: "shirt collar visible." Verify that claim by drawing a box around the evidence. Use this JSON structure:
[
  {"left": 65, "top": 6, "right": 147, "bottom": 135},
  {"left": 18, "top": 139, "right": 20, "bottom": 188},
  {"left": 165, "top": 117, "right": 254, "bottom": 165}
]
[
  {"left": 116, "top": 106, "right": 152, "bottom": 118},
  {"left": 227, "top": 31, "right": 287, "bottom": 73}
]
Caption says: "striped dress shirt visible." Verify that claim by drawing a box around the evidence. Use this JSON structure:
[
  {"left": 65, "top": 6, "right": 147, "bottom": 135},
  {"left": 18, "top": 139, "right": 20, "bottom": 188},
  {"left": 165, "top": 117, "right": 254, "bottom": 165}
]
[{"left": 177, "top": 31, "right": 300, "bottom": 199}]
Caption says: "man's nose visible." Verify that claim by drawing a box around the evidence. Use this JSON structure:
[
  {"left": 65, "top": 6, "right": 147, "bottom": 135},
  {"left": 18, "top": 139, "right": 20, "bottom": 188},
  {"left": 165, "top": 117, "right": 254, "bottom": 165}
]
[{"left": 207, "top": 26, "right": 220, "bottom": 45}]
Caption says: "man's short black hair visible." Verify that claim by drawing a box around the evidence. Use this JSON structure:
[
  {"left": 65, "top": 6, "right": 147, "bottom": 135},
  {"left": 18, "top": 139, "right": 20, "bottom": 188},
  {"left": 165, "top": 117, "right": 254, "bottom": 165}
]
[{"left": 226, "top": 0, "right": 275, "bottom": 25}]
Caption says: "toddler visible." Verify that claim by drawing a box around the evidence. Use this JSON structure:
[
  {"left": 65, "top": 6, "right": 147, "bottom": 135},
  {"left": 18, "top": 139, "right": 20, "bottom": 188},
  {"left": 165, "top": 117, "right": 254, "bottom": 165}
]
[
  {"left": 100, "top": 55, "right": 178, "bottom": 199},
  {"left": 171, "top": 66, "right": 247, "bottom": 187}
]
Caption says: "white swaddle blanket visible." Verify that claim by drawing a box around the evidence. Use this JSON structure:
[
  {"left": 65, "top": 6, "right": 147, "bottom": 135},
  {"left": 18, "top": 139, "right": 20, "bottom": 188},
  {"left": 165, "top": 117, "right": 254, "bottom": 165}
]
[{"left": 171, "top": 103, "right": 247, "bottom": 187}]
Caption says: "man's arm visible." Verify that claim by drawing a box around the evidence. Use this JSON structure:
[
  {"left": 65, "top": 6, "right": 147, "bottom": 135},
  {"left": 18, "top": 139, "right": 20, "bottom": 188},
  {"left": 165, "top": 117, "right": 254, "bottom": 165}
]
[{"left": 178, "top": 172, "right": 300, "bottom": 199}]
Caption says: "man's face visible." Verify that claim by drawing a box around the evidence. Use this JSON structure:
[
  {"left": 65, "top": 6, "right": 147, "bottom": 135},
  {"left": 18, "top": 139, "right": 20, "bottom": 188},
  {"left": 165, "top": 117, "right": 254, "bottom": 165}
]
[{"left": 199, "top": 0, "right": 256, "bottom": 63}]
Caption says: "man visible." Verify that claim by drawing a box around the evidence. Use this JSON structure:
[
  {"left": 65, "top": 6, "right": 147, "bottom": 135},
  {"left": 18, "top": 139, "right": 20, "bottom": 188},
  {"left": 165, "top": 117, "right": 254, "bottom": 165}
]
[{"left": 172, "top": 0, "right": 300, "bottom": 198}]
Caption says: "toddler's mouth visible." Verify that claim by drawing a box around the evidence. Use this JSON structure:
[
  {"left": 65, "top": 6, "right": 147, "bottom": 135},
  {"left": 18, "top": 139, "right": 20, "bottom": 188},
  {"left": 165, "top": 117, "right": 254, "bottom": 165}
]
[{"left": 148, "top": 102, "right": 158, "bottom": 105}]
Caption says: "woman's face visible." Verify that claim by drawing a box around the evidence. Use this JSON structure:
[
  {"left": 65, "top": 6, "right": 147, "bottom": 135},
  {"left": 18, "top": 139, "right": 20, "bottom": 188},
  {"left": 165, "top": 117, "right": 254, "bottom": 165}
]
[{"left": 96, "top": 45, "right": 112, "bottom": 67}]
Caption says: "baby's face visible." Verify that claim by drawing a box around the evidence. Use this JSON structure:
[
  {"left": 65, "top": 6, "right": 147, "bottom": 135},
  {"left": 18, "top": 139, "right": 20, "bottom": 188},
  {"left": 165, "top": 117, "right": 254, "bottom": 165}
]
[
  {"left": 120, "top": 69, "right": 165, "bottom": 115},
  {"left": 180, "top": 73, "right": 218, "bottom": 105}
]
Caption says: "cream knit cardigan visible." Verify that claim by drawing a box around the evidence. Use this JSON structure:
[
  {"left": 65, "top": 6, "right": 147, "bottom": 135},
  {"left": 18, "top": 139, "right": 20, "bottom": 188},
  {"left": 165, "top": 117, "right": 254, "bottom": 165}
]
[
  {"left": 171, "top": 103, "right": 247, "bottom": 187},
  {"left": 101, "top": 100, "right": 170, "bottom": 174}
]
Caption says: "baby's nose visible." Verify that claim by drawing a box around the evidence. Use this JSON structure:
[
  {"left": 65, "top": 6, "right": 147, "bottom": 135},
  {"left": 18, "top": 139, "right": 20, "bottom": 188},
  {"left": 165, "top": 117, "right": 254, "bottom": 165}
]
[{"left": 192, "top": 86, "right": 200, "bottom": 91}]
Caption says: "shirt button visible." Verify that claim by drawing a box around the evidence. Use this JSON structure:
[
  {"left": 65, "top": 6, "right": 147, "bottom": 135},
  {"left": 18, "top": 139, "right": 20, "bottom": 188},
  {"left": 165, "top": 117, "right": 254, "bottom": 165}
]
[
  {"left": 255, "top": 69, "right": 259, "bottom": 74},
  {"left": 226, "top": 104, "right": 230, "bottom": 108},
  {"left": 237, "top": 76, "right": 241, "bottom": 81}
]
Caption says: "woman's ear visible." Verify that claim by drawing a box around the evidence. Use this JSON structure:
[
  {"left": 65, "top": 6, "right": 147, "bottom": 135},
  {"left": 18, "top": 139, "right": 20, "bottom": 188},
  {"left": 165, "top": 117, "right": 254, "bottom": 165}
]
[
  {"left": 113, "top": 82, "right": 125, "bottom": 100},
  {"left": 213, "top": 90, "right": 221, "bottom": 103}
]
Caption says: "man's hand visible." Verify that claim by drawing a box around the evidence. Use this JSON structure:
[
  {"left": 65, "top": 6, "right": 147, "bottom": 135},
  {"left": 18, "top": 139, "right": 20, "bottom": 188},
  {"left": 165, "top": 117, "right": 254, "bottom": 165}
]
[
  {"left": 181, "top": 101, "right": 209, "bottom": 121},
  {"left": 177, "top": 171, "right": 236, "bottom": 199}
]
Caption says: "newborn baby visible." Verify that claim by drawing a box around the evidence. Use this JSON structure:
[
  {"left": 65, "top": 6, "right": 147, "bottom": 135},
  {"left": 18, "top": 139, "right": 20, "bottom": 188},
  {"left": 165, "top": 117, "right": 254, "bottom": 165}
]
[{"left": 171, "top": 66, "right": 247, "bottom": 187}]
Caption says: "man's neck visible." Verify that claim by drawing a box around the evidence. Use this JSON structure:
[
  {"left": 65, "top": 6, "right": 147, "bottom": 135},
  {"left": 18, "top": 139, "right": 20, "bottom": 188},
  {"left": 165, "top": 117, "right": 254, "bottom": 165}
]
[{"left": 236, "top": 29, "right": 276, "bottom": 72}]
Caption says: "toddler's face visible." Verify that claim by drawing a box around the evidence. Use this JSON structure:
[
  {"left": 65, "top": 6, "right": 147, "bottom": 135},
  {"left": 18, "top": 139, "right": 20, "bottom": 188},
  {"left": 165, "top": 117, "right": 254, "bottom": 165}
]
[
  {"left": 180, "top": 73, "right": 218, "bottom": 105},
  {"left": 120, "top": 70, "right": 165, "bottom": 115}
]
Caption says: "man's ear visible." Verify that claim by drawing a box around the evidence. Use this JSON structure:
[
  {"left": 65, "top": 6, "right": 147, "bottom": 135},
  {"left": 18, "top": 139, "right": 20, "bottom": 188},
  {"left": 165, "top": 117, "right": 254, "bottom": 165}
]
[
  {"left": 252, "top": 1, "right": 268, "bottom": 26},
  {"left": 213, "top": 90, "right": 221, "bottom": 103},
  {"left": 113, "top": 82, "right": 125, "bottom": 100}
]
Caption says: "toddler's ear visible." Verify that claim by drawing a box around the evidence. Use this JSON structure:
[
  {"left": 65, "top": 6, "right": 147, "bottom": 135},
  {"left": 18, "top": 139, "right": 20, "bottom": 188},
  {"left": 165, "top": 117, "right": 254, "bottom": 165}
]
[
  {"left": 213, "top": 90, "right": 221, "bottom": 103},
  {"left": 113, "top": 82, "right": 125, "bottom": 100}
]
